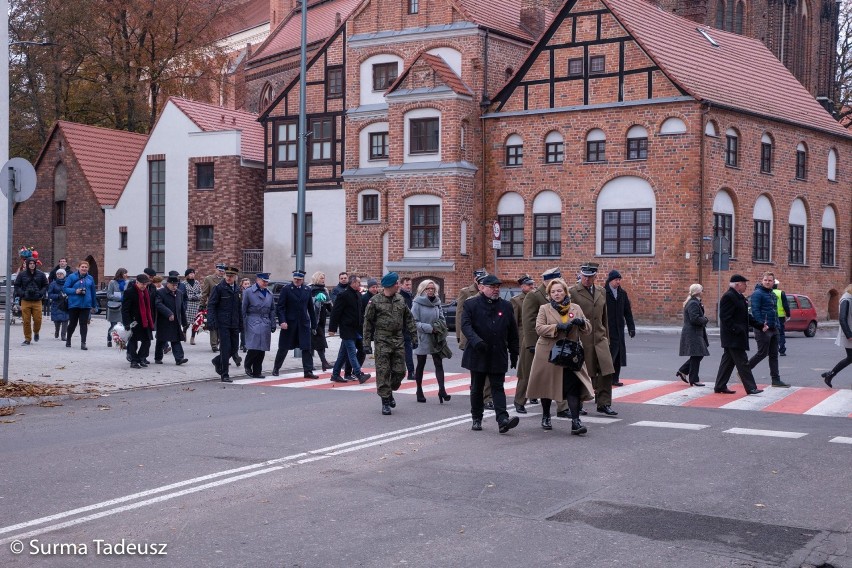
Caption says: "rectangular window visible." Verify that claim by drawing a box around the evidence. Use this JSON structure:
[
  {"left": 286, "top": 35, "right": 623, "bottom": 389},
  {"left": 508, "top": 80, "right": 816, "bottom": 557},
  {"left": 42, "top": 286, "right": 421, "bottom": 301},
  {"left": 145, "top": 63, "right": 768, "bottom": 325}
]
[
  {"left": 788, "top": 224, "right": 804, "bottom": 264},
  {"left": 54, "top": 200, "right": 66, "bottom": 227},
  {"left": 292, "top": 213, "right": 313, "bottom": 255},
  {"left": 410, "top": 117, "right": 439, "bottom": 154},
  {"left": 196, "top": 225, "right": 214, "bottom": 251},
  {"left": 196, "top": 163, "right": 214, "bottom": 189},
  {"left": 589, "top": 55, "right": 605, "bottom": 74},
  {"left": 760, "top": 143, "right": 772, "bottom": 173},
  {"left": 568, "top": 58, "right": 583, "bottom": 76},
  {"left": 410, "top": 205, "right": 440, "bottom": 249},
  {"left": 276, "top": 122, "right": 297, "bottom": 165},
  {"left": 726, "top": 135, "right": 738, "bottom": 167},
  {"left": 310, "top": 118, "right": 333, "bottom": 163},
  {"left": 362, "top": 194, "right": 379, "bottom": 222},
  {"left": 408, "top": 0, "right": 419, "bottom": 14},
  {"left": 369, "top": 132, "right": 389, "bottom": 159},
  {"left": 796, "top": 150, "right": 807, "bottom": 179},
  {"left": 372, "top": 62, "right": 398, "bottom": 91},
  {"left": 586, "top": 140, "right": 606, "bottom": 162},
  {"left": 753, "top": 220, "right": 771, "bottom": 262},
  {"left": 119, "top": 227, "right": 128, "bottom": 250},
  {"left": 533, "top": 213, "right": 561, "bottom": 257},
  {"left": 326, "top": 66, "right": 343, "bottom": 99},
  {"left": 627, "top": 138, "right": 648, "bottom": 160},
  {"left": 713, "top": 213, "right": 733, "bottom": 256},
  {"left": 497, "top": 214, "right": 524, "bottom": 257},
  {"left": 601, "top": 209, "right": 652, "bottom": 255},
  {"left": 545, "top": 142, "right": 564, "bottom": 163},
  {"left": 148, "top": 160, "right": 165, "bottom": 273},
  {"left": 822, "top": 228, "right": 835, "bottom": 266},
  {"left": 506, "top": 144, "right": 523, "bottom": 167}
]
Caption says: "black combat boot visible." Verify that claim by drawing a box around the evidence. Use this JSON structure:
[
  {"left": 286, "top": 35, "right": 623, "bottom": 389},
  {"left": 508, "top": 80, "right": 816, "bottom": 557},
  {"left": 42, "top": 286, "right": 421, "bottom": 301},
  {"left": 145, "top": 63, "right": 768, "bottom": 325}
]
[
  {"left": 381, "top": 398, "right": 392, "bottom": 415},
  {"left": 571, "top": 418, "right": 587, "bottom": 435}
]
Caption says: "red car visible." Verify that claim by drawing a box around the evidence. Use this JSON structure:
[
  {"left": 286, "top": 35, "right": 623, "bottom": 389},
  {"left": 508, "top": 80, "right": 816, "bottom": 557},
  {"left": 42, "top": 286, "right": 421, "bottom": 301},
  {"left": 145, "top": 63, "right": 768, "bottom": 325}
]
[{"left": 784, "top": 293, "right": 818, "bottom": 337}]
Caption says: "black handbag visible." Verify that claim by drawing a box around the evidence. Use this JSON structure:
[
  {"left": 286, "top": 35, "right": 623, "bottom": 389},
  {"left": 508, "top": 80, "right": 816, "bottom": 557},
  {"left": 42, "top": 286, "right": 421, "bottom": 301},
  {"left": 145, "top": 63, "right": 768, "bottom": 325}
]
[{"left": 549, "top": 338, "right": 585, "bottom": 371}]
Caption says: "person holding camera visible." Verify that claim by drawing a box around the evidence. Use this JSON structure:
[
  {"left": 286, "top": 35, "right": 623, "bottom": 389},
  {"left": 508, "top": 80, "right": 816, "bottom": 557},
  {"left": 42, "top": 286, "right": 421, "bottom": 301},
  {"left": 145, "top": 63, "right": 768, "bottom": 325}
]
[{"left": 63, "top": 260, "right": 97, "bottom": 350}]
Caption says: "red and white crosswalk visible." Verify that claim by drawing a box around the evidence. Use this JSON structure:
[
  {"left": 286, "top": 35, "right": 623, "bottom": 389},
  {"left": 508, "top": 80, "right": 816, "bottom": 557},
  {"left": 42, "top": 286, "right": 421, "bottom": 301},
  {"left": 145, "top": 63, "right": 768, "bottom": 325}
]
[{"left": 233, "top": 371, "right": 852, "bottom": 418}]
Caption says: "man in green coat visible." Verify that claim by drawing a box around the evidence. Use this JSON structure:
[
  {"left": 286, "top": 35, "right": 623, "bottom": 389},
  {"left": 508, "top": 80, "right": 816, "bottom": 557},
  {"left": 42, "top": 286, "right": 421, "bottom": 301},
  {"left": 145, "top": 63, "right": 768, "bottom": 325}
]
[{"left": 364, "top": 272, "right": 418, "bottom": 416}]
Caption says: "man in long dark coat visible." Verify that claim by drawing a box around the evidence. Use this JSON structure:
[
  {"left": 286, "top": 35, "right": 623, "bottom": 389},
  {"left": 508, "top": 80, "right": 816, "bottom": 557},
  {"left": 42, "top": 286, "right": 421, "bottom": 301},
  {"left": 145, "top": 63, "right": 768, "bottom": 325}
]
[
  {"left": 208, "top": 266, "right": 243, "bottom": 382},
  {"left": 122, "top": 273, "right": 156, "bottom": 369},
  {"left": 714, "top": 274, "right": 766, "bottom": 394},
  {"left": 461, "top": 275, "right": 520, "bottom": 434},
  {"left": 272, "top": 270, "right": 318, "bottom": 378},
  {"left": 154, "top": 274, "right": 189, "bottom": 365},
  {"left": 604, "top": 269, "right": 636, "bottom": 387}
]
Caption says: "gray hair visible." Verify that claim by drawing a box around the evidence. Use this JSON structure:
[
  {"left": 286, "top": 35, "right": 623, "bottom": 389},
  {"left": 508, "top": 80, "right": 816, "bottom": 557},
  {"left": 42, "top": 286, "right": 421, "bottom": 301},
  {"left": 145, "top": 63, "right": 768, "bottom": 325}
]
[
  {"left": 56, "top": 269, "right": 66, "bottom": 277},
  {"left": 684, "top": 283, "right": 703, "bottom": 307}
]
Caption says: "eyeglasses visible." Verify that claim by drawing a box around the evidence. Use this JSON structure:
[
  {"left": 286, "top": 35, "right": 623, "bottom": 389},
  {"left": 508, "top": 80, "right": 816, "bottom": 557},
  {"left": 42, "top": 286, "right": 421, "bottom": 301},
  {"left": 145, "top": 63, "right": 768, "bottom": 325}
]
[{"left": 486, "top": 284, "right": 501, "bottom": 289}]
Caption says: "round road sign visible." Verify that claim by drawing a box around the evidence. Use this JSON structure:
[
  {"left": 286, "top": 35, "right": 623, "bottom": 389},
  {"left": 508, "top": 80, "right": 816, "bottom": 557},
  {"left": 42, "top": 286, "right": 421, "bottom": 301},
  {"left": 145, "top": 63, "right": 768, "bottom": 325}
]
[{"left": 1, "top": 158, "right": 38, "bottom": 202}]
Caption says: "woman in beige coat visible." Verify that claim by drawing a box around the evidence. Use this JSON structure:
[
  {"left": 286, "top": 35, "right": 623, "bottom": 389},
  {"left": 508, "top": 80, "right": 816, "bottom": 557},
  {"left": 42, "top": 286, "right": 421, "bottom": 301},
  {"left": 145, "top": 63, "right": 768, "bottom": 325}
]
[{"left": 527, "top": 278, "right": 596, "bottom": 435}]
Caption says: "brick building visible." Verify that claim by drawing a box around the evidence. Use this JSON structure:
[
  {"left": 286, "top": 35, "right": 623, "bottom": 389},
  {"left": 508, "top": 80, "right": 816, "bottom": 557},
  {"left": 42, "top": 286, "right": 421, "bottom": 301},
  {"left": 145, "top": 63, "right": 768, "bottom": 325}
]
[
  {"left": 104, "top": 98, "right": 265, "bottom": 280},
  {"left": 14, "top": 122, "right": 148, "bottom": 285},
  {"left": 483, "top": 0, "right": 851, "bottom": 321}
]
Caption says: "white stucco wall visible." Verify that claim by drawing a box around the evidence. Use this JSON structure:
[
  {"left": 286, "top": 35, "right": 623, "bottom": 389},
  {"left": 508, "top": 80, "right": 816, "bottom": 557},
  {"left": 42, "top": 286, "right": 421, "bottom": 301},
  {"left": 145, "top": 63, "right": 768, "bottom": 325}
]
[
  {"left": 104, "top": 101, "right": 247, "bottom": 276},
  {"left": 263, "top": 189, "right": 346, "bottom": 278}
]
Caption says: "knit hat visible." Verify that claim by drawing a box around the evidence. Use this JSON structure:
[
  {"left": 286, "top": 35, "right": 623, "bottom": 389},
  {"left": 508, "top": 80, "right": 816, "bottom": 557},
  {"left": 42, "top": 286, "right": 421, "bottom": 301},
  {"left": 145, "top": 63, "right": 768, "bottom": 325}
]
[
  {"left": 606, "top": 270, "right": 622, "bottom": 284},
  {"left": 185, "top": 268, "right": 195, "bottom": 277},
  {"left": 367, "top": 278, "right": 379, "bottom": 287}
]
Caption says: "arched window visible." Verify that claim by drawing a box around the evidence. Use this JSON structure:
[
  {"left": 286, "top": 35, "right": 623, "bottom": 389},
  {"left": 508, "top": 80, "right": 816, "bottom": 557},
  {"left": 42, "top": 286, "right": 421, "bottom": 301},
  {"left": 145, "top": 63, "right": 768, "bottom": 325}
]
[
  {"left": 53, "top": 162, "right": 67, "bottom": 229},
  {"left": 827, "top": 148, "right": 838, "bottom": 181},
  {"left": 734, "top": 1, "right": 744, "bottom": 34},
  {"left": 725, "top": 0, "right": 734, "bottom": 31},
  {"left": 788, "top": 198, "right": 807, "bottom": 264},
  {"left": 821, "top": 206, "right": 837, "bottom": 266},
  {"left": 497, "top": 192, "right": 525, "bottom": 257},
  {"left": 532, "top": 191, "right": 561, "bottom": 257},
  {"left": 359, "top": 121, "right": 389, "bottom": 167},
  {"left": 712, "top": 190, "right": 735, "bottom": 256},
  {"left": 660, "top": 117, "right": 687, "bottom": 135},
  {"left": 586, "top": 128, "right": 606, "bottom": 162},
  {"left": 704, "top": 120, "right": 718, "bottom": 137},
  {"left": 358, "top": 189, "right": 381, "bottom": 223},
  {"left": 796, "top": 142, "right": 807, "bottom": 180},
  {"left": 626, "top": 125, "right": 649, "bottom": 160},
  {"left": 752, "top": 195, "right": 773, "bottom": 262},
  {"left": 715, "top": 1, "right": 725, "bottom": 29},
  {"left": 505, "top": 134, "right": 523, "bottom": 167},
  {"left": 725, "top": 128, "right": 739, "bottom": 167},
  {"left": 597, "top": 176, "right": 655, "bottom": 255},
  {"left": 545, "top": 131, "right": 564, "bottom": 163},
  {"left": 259, "top": 82, "right": 274, "bottom": 112},
  {"left": 760, "top": 133, "right": 773, "bottom": 173},
  {"left": 404, "top": 194, "right": 442, "bottom": 257}
]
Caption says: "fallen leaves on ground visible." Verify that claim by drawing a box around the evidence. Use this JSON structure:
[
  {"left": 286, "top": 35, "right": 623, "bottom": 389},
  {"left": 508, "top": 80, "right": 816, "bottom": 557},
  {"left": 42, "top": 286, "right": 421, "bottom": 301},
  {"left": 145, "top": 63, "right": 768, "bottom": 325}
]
[
  {"left": 0, "top": 407, "right": 15, "bottom": 416},
  {"left": 38, "top": 401, "right": 63, "bottom": 407},
  {"left": 0, "top": 382, "right": 71, "bottom": 398}
]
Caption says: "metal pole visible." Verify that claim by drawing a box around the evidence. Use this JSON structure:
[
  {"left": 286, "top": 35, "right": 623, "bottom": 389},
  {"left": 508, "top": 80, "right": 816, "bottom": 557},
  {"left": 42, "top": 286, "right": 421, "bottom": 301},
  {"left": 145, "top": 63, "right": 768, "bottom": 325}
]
[
  {"left": 1, "top": 0, "right": 10, "bottom": 278},
  {"left": 295, "top": 0, "right": 308, "bottom": 273},
  {"left": 3, "top": 168, "right": 14, "bottom": 385},
  {"left": 716, "top": 235, "right": 722, "bottom": 325}
]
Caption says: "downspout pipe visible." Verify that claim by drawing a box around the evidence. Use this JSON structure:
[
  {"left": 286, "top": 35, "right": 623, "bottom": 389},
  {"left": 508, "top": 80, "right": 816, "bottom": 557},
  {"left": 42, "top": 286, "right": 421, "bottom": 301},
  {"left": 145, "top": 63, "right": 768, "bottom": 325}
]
[
  {"left": 480, "top": 29, "right": 490, "bottom": 269},
  {"left": 699, "top": 100, "right": 710, "bottom": 317}
]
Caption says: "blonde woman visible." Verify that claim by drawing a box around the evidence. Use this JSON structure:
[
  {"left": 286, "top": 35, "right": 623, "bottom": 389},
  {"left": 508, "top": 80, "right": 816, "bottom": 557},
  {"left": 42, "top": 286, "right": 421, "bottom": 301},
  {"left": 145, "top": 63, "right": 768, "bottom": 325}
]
[
  {"left": 411, "top": 279, "right": 450, "bottom": 403},
  {"left": 823, "top": 283, "right": 852, "bottom": 388},
  {"left": 526, "top": 278, "right": 595, "bottom": 435},
  {"left": 676, "top": 284, "right": 709, "bottom": 386}
]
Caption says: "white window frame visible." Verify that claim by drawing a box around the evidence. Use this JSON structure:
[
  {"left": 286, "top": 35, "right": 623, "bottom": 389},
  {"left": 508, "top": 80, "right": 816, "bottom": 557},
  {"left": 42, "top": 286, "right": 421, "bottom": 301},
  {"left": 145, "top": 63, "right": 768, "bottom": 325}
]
[
  {"left": 753, "top": 195, "right": 774, "bottom": 262},
  {"left": 404, "top": 108, "right": 441, "bottom": 163},
  {"left": 596, "top": 176, "right": 656, "bottom": 256},
  {"left": 660, "top": 117, "right": 687, "bottom": 135},
  {"left": 404, "top": 194, "right": 442, "bottom": 258},
  {"left": 359, "top": 54, "right": 403, "bottom": 106},
  {"left": 788, "top": 198, "right": 808, "bottom": 264},
  {"left": 359, "top": 122, "right": 390, "bottom": 168},
  {"left": 358, "top": 189, "right": 381, "bottom": 223}
]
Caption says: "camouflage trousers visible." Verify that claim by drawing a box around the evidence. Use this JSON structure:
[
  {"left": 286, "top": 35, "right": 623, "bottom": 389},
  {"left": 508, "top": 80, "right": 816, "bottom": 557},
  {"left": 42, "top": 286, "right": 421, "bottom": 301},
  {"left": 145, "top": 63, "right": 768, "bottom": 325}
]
[{"left": 374, "top": 341, "right": 407, "bottom": 399}]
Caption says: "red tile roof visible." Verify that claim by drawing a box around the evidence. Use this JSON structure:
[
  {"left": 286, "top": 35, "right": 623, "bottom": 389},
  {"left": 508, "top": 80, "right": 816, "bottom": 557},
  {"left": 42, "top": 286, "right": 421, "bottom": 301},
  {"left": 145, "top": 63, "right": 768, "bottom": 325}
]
[
  {"left": 388, "top": 52, "right": 474, "bottom": 96},
  {"left": 456, "top": 0, "right": 556, "bottom": 41},
  {"left": 250, "top": 0, "right": 361, "bottom": 63},
  {"left": 169, "top": 97, "right": 265, "bottom": 163},
  {"left": 218, "top": 0, "right": 270, "bottom": 35},
  {"left": 604, "top": 0, "right": 849, "bottom": 138},
  {"left": 35, "top": 122, "right": 148, "bottom": 208}
]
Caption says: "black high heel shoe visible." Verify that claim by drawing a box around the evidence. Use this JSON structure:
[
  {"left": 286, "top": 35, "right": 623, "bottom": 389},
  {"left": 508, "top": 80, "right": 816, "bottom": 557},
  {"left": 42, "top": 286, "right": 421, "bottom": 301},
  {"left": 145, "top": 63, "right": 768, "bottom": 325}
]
[
  {"left": 438, "top": 391, "right": 451, "bottom": 404},
  {"left": 416, "top": 388, "right": 426, "bottom": 403}
]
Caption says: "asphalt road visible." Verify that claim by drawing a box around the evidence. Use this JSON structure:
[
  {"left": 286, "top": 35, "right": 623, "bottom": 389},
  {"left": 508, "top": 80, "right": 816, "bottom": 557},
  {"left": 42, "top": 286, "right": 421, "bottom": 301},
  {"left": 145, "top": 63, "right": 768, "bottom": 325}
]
[{"left": 1, "top": 328, "right": 849, "bottom": 567}]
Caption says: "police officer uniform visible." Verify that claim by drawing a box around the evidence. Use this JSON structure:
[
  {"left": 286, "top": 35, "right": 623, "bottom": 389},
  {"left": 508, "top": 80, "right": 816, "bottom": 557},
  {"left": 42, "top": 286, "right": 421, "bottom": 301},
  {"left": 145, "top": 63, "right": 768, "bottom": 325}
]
[
  {"left": 208, "top": 266, "right": 243, "bottom": 382},
  {"left": 272, "top": 270, "right": 318, "bottom": 378}
]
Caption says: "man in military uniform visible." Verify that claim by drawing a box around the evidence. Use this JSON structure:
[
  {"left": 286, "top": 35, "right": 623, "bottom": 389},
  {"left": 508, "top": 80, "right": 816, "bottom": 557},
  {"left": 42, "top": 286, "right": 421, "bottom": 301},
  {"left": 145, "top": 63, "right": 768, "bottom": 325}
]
[
  {"left": 200, "top": 262, "right": 225, "bottom": 352},
  {"left": 457, "top": 269, "right": 494, "bottom": 408},
  {"left": 569, "top": 262, "right": 618, "bottom": 416},
  {"left": 364, "top": 272, "right": 417, "bottom": 415},
  {"left": 510, "top": 274, "right": 536, "bottom": 414},
  {"left": 208, "top": 266, "right": 243, "bottom": 382},
  {"left": 272, "top": 270, "right": 318, "bottom": 378}
]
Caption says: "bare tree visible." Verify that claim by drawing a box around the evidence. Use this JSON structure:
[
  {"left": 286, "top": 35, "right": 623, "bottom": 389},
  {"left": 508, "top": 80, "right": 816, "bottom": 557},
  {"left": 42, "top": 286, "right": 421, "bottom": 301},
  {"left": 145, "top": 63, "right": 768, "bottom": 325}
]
[{"left": 837, "top": 0, "right": 852, "bottom": 125}]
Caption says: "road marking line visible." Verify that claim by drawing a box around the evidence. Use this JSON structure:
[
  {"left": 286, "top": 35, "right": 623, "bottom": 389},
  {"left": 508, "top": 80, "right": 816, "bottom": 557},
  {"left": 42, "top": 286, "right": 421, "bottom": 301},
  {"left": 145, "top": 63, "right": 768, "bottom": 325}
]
[
  {"left": 720, "top": 385, "right": 798, "bottom": 411},
  {"left": 804, "top": 390, "right": 852, "bottom": 418},
  {"left": 828, "top": 436, "right": 852, "bottom": 444},
  {"left": 631, "top": 421, "right": 710, "bottom": 430},
  {"left": 610, "top": 379, "right": 669, "bottom": 398},
  {"left": 762, "top": 388, "right": 836, "bottom": 414},
  {"left": 643, "top": 386, "right": 716, "bottom": 406},
  {"left": 723, "top": 428, "right": 807, "bottom": 439}
]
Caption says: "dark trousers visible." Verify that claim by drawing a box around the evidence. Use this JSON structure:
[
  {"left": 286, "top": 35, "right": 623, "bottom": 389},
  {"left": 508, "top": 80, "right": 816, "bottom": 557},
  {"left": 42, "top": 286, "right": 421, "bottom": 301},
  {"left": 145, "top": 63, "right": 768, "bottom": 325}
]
[
  {"left": 748, "top": 328, "right": 780, "bottom": 381},
  {"left": 244, "top": 349, "right": 265, "bottom": 376},
  {"left": 155, "top": 340, "right": 184, "bottom": 362},
  {"left": 715, "top": 348, "right": 758, "bottom": 391},
  {"left": 127, "top": 336, "right": 151, "bottom": 364},
  {"left": 610, "top": 343, "right": 623, "bottom": 383},
  {"left": 54, "top": 320, "right": 68, "bottom": 341},
  {"left": 778, "top": 319, "right": 787, "bottom": 354},
  {"left": 213, "top": 327, "right": 239, "bottom": 377},
  {"left": 470, "top": 371, "right": 508, "bottom": 424},
  {"left": 829, "top": 348, "right": 852, "bottom": 377},
  {"left": 403, "top": 332, "right": 415, "bottom": 376},
  {"left": 273, "top": 339, "right": 314, "bottom": 372},
  {"left": 678, "top": 355, "right": 704, "bottom": 384},
  {"left": 66, "top": 308, "right": 89, "bottom": 344}
]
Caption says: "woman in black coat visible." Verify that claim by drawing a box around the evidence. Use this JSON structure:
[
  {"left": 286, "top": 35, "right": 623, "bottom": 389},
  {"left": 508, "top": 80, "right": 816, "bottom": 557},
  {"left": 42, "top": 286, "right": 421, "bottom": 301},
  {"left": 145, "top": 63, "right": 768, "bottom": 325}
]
[
  {"left": 676, "top": 284, "right": 709, "bottom": 386},
  {"left": 121, "top": 274, "right": 156, "bottom": 368},
  {"left": 310, "top": 272, "right": 332, "bottom": 371}
]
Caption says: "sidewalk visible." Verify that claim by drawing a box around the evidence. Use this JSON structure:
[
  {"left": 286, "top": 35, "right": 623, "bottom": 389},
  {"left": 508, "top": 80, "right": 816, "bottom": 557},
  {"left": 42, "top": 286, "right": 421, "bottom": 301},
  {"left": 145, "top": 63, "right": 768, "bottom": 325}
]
[{"left": 0, "top": 315, "right": 839, "bottom": 407}]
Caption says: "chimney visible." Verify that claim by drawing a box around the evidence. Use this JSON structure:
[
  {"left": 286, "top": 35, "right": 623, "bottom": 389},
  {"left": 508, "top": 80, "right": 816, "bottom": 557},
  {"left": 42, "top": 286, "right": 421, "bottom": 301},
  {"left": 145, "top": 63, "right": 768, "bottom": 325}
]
[
  {"left": 520, "top": 0, "right": 546, "bottom": 38},
  {"left": 335, "top": 12, "right": 341, "bottom": 27},
  {"left": 270, "top": 0, "right": 298, "bottom": 28}
]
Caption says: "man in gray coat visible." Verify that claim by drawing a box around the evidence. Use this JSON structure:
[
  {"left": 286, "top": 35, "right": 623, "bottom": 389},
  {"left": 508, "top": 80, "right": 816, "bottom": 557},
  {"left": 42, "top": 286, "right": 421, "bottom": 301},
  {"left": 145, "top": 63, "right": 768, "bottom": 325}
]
[{"left": 242, "top": 273, "right": 276, "bottom": 378}]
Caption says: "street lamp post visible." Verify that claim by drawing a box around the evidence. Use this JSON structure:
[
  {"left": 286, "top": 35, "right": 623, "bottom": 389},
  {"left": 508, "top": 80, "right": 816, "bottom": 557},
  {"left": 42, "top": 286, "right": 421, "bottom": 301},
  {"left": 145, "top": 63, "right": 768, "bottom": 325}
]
[{"left": 1, "top": 0, "right": 10, "bottom": 275}]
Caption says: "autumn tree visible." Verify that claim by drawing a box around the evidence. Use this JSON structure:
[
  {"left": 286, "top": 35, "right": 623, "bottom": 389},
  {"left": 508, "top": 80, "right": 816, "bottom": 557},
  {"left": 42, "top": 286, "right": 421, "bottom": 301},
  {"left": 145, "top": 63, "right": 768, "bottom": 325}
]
[{"left": 837, "top": 0, "right": 852, "bottom": 125}]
